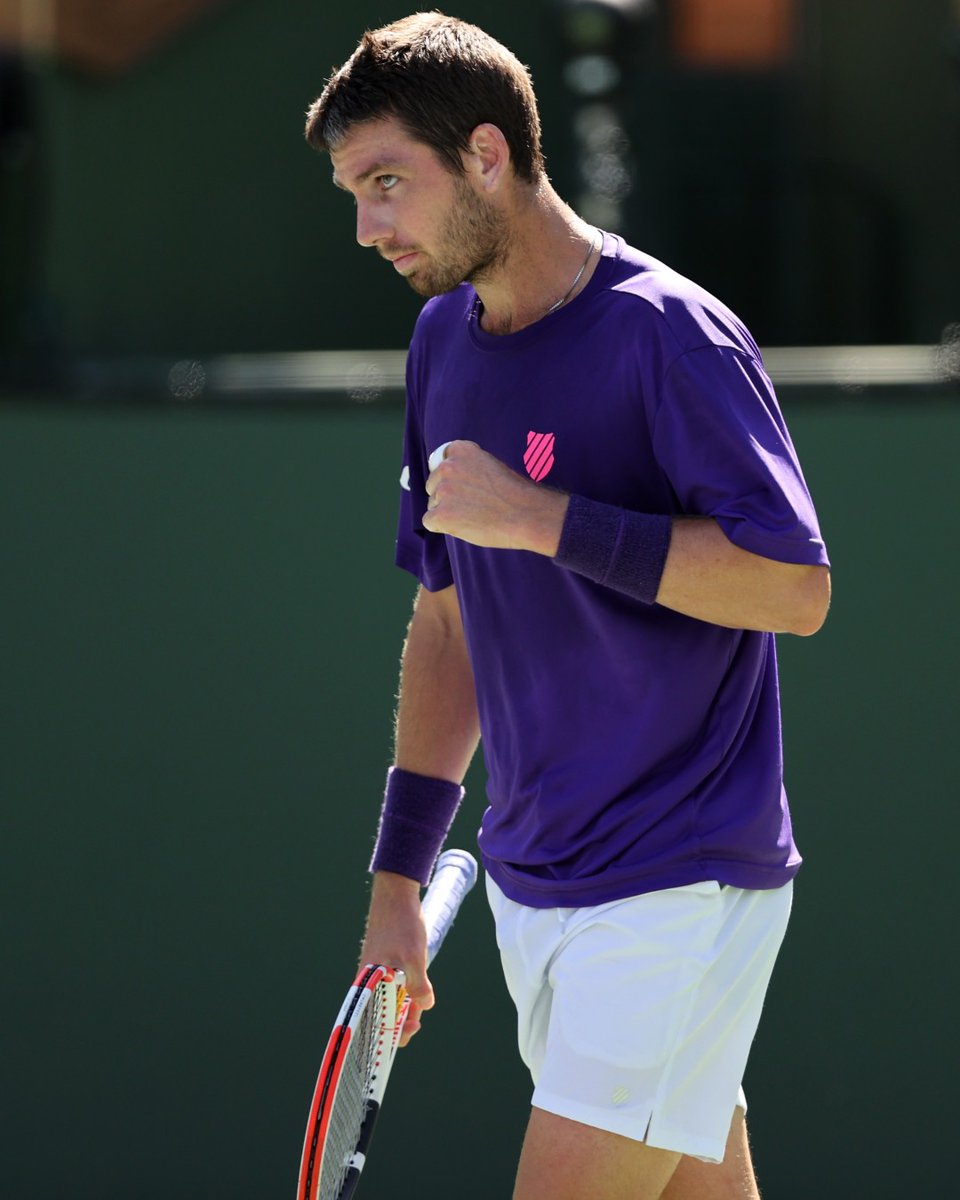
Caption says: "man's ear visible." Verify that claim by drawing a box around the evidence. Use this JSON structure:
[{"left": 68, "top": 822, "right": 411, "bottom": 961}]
[{"left": 464, "top": 122, "right": 510, "bottom": 192}]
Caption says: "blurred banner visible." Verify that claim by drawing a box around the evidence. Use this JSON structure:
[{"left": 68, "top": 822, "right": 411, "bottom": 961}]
[
  {"left": 1, "top": 0, "right": 956, "bottom": 364},
  {"left": 0, "top": 0, "right": 230, "bottom": 72},
  {"left": 671, "top": 0, "right": 795, "bottom": 68}
]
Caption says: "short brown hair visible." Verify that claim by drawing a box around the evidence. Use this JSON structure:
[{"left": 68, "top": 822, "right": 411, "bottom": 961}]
[{"left": 305, "top": 12, "right": 545, "bottom": 183}]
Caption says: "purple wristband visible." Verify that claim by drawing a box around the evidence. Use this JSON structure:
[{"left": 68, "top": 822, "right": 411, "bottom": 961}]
[
  {"left": 554, "top": 494, "right": 673, "bottom": 605},
  {"left": 369, "top": 766, "right": 465, "bottom": 885}
]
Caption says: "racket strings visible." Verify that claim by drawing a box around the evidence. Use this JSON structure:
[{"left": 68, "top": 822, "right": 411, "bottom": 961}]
[{"left": 319, "top": 981, "right": 391, "bottom": 1200}]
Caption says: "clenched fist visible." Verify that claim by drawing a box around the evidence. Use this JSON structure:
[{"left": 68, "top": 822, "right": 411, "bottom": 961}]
[{"left": 422, "top": 440, "right": 569, "bottom": 555}]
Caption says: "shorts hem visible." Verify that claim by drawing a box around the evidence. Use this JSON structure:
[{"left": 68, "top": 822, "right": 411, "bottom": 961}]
[
  {"left": 645, "top": 1119, "right": 727, "bottom": 1164},
  {"left": 530, "top": 1089, "right": 726, "bottom": 1164}
]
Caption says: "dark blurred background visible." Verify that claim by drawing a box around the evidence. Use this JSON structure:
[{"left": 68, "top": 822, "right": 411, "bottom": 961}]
[
  {"left": 1, "top": 0, "right": 958, "bottom": 364},
  {"left": 2, "top": 2, "right": 958, "bottom": 1198}
]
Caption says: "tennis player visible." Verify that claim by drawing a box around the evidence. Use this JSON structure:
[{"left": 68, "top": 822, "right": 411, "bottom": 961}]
[{"left": 307, "top": 14, "right": 830, "bottom": 1200}]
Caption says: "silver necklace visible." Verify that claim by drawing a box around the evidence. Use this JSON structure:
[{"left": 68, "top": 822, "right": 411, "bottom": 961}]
[{"left": 545, "top": 229, "right": 599, "bottom": 315}]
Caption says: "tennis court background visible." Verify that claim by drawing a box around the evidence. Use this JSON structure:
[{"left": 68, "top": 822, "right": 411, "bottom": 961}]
[{"left": 2, "top": 0, "right": 959, "bottom": 1195}]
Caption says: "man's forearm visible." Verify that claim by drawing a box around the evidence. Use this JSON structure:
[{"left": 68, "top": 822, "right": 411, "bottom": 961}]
[
  {"left": 365, "top": 585, "right": 478, "bottom": 913},
  {"left": 393, "top": 583, "right": 481, "bottom": 782},
  {"left": 656, "top": 517, "right": 831, "bottom": 636},
  {"left": 423, "top": 441, "right": 830, "bottom": 636}
]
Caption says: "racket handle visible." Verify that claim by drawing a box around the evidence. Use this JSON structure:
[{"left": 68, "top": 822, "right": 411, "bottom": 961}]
[{"left": 422, "top": 848, "right": 478, "bottom": 965}]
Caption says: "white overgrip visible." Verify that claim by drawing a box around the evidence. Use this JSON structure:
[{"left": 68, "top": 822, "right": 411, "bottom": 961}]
[{"left": 422, "top": 849, "right": 478, "bottom": 965}]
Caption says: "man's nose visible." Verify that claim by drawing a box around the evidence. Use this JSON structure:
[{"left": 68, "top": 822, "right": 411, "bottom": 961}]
[{"left": 356, "top": 202, "right": 392, "bottom": 248}]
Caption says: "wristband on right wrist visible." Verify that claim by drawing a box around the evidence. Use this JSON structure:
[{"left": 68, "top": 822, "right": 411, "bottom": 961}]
[
  {"left": 369, "top": 766, "right": 465, "bottom": 886},
  {"left": 554, "top": 494, "right": 672, "bottom": 606}
]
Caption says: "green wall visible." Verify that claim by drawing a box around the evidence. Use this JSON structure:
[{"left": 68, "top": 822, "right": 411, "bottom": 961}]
[{"left": 2, "top": 394, "right": 957, "bottom": 1198}]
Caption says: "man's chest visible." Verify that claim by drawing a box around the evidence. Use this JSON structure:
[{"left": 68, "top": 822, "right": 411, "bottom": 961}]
[{"left": 418, "top": 345, "right": 669, "bottom": 510}]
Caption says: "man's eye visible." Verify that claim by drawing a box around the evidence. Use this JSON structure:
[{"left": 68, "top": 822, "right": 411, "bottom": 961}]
[{"left": 378, "top": 174, "right": 399, "bottom": 191}]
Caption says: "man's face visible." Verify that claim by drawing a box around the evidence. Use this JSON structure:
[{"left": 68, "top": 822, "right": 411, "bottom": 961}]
[{"left": 330, "top": 115, "right": 507, "bottom": 298}]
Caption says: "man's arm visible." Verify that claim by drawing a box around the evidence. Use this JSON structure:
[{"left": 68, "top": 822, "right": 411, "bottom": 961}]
[
  {"left": 422, "top": 440, "right": 830, "bottom": 636},
  {"left": 393, "top": 582, "right": 481, "bottom": 779},
  {"left": 362, "top": 582, "right": 480, "bottom": 1044},
  {"left": 655, "top": 516, "right": 830, "bottom": 636}
]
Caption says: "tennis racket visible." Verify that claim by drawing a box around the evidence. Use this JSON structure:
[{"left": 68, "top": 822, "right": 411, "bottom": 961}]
[{"left": 296, "top": 847, "right": 478, "bottom": 1200}]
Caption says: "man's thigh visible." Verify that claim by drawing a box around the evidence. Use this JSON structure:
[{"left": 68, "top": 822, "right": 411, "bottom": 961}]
[
  {"left": 662, "top": 1106, "right": 760, "bottom": 1200},
  {"left": 513, "top": 1105, "right": 760, "bottom": 1200},
  {"left": 513, "top": 1106, "right": 681, "bottom": 1200}
]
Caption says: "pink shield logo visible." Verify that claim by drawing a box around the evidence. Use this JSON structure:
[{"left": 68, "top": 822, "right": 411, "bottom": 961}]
[{"left": 524, "top": 431, "right": 555, "bottom": 482}]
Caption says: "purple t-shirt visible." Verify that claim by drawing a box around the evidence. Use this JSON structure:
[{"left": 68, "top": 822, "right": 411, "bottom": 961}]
[{"left": 395, "top": 232, "right": 829, "bottom": 908}]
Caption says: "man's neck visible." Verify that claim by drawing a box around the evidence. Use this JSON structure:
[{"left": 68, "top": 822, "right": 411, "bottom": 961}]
[{"left": 473, "top": 186, "right": 600, "bottom": 335}]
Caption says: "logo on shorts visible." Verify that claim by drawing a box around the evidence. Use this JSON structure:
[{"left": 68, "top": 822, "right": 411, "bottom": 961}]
[{"left": 523, "top": 431, "right": 555, "bottom": 482}]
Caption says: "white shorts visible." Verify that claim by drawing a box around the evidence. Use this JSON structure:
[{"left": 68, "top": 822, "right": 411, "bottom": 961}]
[{"left": 486, "top": 875, "right": 793, "bottom": 1163}]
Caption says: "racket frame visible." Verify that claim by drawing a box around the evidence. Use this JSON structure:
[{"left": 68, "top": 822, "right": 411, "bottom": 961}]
[
  {"left": 299, "top": 964, "right": 404, "bottom": 1200},
  {"left": 297, "top": 849, "right": 476, "bottom": 1200}
]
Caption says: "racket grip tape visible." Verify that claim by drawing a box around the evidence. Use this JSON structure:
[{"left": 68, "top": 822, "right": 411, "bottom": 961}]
[{"left": 422, "top": 848, "right": 478, "bottom": 965}]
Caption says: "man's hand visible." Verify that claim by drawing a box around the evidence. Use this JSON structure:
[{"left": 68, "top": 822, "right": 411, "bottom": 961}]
[
  {"left": 423, "top": 440, "right": 569, "bottom": 556},
  {"left": 360, "top": 871, "right": 434, "bottom": 1047}
]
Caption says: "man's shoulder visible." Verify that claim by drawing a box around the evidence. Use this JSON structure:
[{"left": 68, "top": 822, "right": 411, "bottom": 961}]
[
  {"left": 405, "top": 286, "right": 474, "bottom": 400},
  {"left": 597, "top": 237, "right": 761, "bottom": 362}
]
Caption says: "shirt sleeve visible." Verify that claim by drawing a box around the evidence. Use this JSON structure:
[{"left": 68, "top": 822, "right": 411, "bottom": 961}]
[
  {"left": 653, "top": 345, "right": 830, "bottom": 566},
  {"left": 394, "top": 348, "right": 454, "bottom": 592}
]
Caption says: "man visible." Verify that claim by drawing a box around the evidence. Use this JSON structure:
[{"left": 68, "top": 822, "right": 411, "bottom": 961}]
[{"left": 306, "top": 13, "right": 830, "bottom": 1200}]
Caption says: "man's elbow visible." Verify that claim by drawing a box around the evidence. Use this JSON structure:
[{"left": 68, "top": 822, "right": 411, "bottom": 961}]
[{"left": 784, "top": 565, "right": 831, "bottom": 636}]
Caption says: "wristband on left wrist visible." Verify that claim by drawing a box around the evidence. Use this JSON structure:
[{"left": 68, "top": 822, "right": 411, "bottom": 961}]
[{"left": 369, "top": 766, "right": 465, "bottom": 886}]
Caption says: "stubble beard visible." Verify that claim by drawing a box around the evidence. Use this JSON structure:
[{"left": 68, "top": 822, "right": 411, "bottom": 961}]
[{"left": 404, "top": 176, "right": 509, "bottom": 299}]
